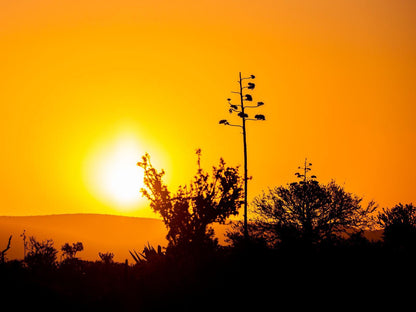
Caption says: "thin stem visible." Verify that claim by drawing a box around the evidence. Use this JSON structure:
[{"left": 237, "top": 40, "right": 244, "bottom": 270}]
[{"left": 239, "top": 72, "right": 249, "bottom": 240}]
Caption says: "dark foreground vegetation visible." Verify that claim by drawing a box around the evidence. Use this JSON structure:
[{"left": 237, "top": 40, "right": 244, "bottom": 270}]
[
  {"left": 1, "top": 154, "right": 415, "bottom": 311},
  {"left": 1, "top": 238, "right": 416, "bottom": 311}
]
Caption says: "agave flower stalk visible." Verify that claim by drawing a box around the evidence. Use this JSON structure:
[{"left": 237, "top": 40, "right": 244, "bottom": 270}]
[{"left": 219, "top": 72, "right": 266, "bottom": 240}]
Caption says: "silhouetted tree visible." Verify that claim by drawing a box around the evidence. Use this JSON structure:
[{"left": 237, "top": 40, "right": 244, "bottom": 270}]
[
  {"left": 377, "top": 203, "right": 416, "bottom": 249},
  {"left": 0, "top": 235, "right": 12, "bottom": 264},
  {"left": 24, "top": 236, "right": 58, "bottom": 270},
  {"left": 138, "top": 150, "right": 244, "bottom": 252},
  {"left": 61, "top": 242, "right": 84, "bottom": 260},
  {"left": 246, "top": 161, "right": 377, "bottom": 247}
]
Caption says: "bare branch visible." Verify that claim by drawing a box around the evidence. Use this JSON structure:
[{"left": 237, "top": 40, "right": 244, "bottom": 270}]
[{"left": 0, "top": 235, "right": 12, "bottom": 263}]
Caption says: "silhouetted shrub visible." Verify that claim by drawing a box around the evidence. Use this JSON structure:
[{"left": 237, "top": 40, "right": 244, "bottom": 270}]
[
  {"left": 232, "top": 162, "right": 377, "bottom": 248},
  {"left": 98, "top": 251, "right": 114, "bottom": 264},
  {"left": 130, "top": 243, "right": 165, "bottom": 265},
  {"left": 138, "top": 150, "right": 243, "bottom": 254},
  {"left": 250, "top": 180, "right": 376, "bottom": 247},
  {"left": 378, "top": 203, "right": 416, "bottom": 250},
  {"left": 61, "top": 242, "right": 84, "bottom": 260},
  {"left": 24, "top": 236, "right": 58, "bottom": 270}
]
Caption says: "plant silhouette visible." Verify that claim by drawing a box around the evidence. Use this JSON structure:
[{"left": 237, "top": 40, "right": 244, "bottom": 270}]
[
  {"left": 129, "top": 243, "right": 164, "bottom": 264},
  {"left": 138, "top": 149, "right": 244, "bottom": 253},
  {"left": 0, "top": 235, "right": 12, "bottom": 264},
  {"left": 378, "top": 203, "right": 416, "bottom": 250},
  {"left": 24, "top": 236, "right": 58, "bottom": 270},
  {"left": 219, "top": 72, "right": 266, "bottom": 240},
  {"left": 246, "top": 161, "right": 377, "bottom": 247},
  {"left": 98, "top": 251, "right": 115, "bottom": 264},
  {"left": 61, "top": 242, "right": 84, "bottom": 260},
  {"left": 2, "top": 173, "right": 416, "bottom": 310}
]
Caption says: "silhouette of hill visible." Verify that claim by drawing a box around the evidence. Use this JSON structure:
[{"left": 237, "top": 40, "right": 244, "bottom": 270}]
[
  {"left": 0, "top": 214, "right": 168, "bottom": 262},
  {"left": 0, "top": 213, "right": 382, "bottom": 263},
  {"left": 0, "top": 214, "right": 233, "bottom": 263}
]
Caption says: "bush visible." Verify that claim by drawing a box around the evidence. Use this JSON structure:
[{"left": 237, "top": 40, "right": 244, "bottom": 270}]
[
  {"left": 378, "top": 203, "right": 416, "bottom": 250},
  {"left": 24, "top": 236, "right": 57, "bottom": 270}
]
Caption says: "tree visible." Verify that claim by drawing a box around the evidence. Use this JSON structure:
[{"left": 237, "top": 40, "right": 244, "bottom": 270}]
[
  {"left": 249, "top": 161, "right": 377, "bottom": 247},
  {"left": 219, "top": 72, "right": 266, "bottom": 240},
  {"left": 61, "top": 242, "right": 84, "bottom": 260},
  {"left": 138, "top": 150, "right": 244, "bottom": 252},
  {"left": 377, "top": 203, "right": 416, "bottom": 249},
  {"left": 0, "top": 235, "right": 12, "bottom": 264},
  {"left": 24, "top": 236, "right": 58, "bottom": 270}
]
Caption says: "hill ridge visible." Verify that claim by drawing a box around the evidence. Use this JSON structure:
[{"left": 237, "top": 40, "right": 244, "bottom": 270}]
[
  {"left": 0, "top": 213, "right": 161, "bottom": 221},
  {"left": 0, "top": 214, "right": 167, "bottom": 262}
]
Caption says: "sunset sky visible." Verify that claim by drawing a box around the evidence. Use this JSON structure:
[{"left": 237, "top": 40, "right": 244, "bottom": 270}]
[{"left": 0, "top": 0, "right": 415, "bottom": 218}]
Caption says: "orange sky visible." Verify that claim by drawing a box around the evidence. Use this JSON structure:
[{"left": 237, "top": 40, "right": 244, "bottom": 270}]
[{"left": 0, "top": 0, "right": 415, "bottom": 218}]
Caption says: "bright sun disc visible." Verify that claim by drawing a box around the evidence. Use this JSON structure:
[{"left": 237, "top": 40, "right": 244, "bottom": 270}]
[{"left": 85, "top": 133, "right": 144, "bottom": 211}]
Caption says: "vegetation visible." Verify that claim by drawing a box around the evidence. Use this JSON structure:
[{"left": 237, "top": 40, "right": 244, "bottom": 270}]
[
  {"left": 61, "top": 242, "right": 84, "bottom": 260},
  {"left": 1, "top": 154, "right": 415, "bottom": 310},
  {"left": 377, "top": 203, "right": 416, "bottom": 249},
  {"left": 246, "top": 165, "right": 377, "bottom": 247},
  {"left": 0, "top": 235, "right": 11, "bottom": 264},
  {"left": 219, "top": 72, "right": 266, "bottom": 240},
  {"left": 24, "top": 236, "right": 58, "bottom": 270},
  {"left": 129, "top": 243, "right": 165, "bottom": 264},
  {"left": 137, "top": 149, "right": 243, "bottom": 253},
  {"left": 98, "top": 251, "right": 115, "bottom": 264}
]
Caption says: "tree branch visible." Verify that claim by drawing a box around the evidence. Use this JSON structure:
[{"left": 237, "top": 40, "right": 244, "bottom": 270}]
[{"left": 0, "top": 235, "right": 12, "bottom": 263}]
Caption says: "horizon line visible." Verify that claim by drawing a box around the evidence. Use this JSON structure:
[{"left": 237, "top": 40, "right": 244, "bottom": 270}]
[{"left": 0, "top": 212, "right": 162, "bottom": 221}]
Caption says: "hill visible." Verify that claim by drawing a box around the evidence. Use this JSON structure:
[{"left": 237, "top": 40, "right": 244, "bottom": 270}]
[
  {"left": 0, "top": 214, "right": 232, "bottom": 263},
  {"left": 0, "top": 214, "right": 167, "bottom": 263},
  {"left": 0, "top": 214, "right": 382, "bottom": 263}
]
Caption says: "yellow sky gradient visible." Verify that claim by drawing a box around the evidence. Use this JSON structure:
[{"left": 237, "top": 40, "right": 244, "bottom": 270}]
[{"left": 0, "top": 0, "right": 415, "bottom": 217}]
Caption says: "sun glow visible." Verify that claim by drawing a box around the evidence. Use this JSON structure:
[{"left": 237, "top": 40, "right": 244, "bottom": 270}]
[{"left": 85, "top": 132, "right": 145, "bottom": 212}]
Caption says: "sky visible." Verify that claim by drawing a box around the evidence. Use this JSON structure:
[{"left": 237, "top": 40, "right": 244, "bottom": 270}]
[{"left": 0, "top": 0, "right": 415, "bottom": 218}]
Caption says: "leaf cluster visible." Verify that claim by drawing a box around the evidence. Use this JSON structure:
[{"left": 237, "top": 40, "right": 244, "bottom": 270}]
[{"left": 129, "top": 243, "right": 164, "bottom": 264}]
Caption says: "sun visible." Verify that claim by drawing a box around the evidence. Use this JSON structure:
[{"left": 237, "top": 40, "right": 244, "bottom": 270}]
[
  {"left": 99, "top": 140, "right": 143, "bottom": 206},
  {"left": 85, "top": 132, "right": 145, "bottom": 211}
]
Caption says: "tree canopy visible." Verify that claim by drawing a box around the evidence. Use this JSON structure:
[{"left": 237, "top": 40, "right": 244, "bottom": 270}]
[
  {"left": 249, "top": 169, "right": 377, "bottom": 247},
  {"left": 377, "top": 203, "right": 416, "bottom": 249},
  {"left": 138, "top": 150, "right": 244, "bottom": 251}
]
